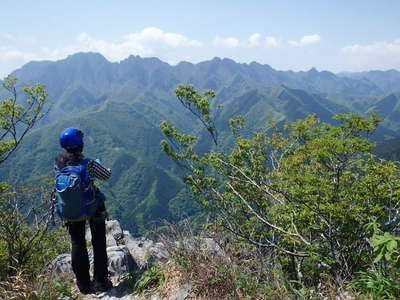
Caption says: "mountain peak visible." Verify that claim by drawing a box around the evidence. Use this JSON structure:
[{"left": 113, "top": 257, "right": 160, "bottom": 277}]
[
  {"left": 65, "top": 52, "right": 108, "bottom": 62},
  {"left": 176, "top": 61, "right": 194, "bottom": 67},
  {"left": 222, "top": 57, "right": 236, "bottom": 64},
  {"left": 308, "top": 67, "right": 318, "bottom": 73}
]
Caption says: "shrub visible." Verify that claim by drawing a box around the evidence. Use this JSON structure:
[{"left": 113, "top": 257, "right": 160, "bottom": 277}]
[
  {"left": 157, "top": 220, "right": 293, "bottom": 299},
  {"left": 0, "top": 184, "right": 69, "bottom": 280},
  {"left": 160, "top": 84, "right": 400, "bottom": 284}
]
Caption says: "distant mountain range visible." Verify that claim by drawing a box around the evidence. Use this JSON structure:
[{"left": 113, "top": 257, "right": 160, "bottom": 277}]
[
  {"left": 338, "top": 70, "right": 400, "bottom": 94},
  {"left": 1, "top": 52, "right": 400, "bottom": 234}
]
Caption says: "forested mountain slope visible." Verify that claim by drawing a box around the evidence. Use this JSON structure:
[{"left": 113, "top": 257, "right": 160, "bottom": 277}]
[{"left": 1, "top": 52, "right": 399, "bottom": 233}]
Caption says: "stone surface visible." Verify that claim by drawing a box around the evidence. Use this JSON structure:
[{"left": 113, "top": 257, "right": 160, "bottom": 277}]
[
  {"left": 175, "top": 237, "right": 228, "bottom": 261},
  {"left": 86, "top": 220, "right": 121, "bottom": 247},
  {"left": 106, "top": 233, "right": 118, "bottom": 247},
  {"left": 52, "top": 246, "right": 137, "bottom": 277},
  {"left": 80, "top": 285, "right": 191, "bottom": 300},
  {"left": 201, "top": 238, "right": 226, "bottom": 257},
  {"left": 169, "top": 284, "right": 192, "bottom": 300},
  {"left": 107, "top": 245, "right": 138, "bottom": 276},
  {"left": 124, "top": 235, "right": 169, "bottom": 267},
  {"left": 50, "top": 253, "right": 72, "bottom": 274},
  {"left": 51, "top": 220, "right": 195, "bottom": 300},
  {"left": 106, "top": 220, "right": 124, "bottom": 242}
]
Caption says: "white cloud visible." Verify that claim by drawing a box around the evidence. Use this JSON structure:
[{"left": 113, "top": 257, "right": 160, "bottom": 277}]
[
  {"left": 289, "top": 34, "right": 321, "bottom": 47},
  {"left": 74, "top": 28, "right": 202, "bottom": 61},
  {"left": 28, "top": 27, "right": 201, "bottom": 63},
  {"left": 247, "top": 34, "right": 280, "bottom": 48},
  {"left": 124, "top": 27, "right": 202, "bottom": 48},
  {"left": 0, "top": 27, "right": 203, "bottom": 77},
  {"left": 340, "top": 40, "right": 400, "bottom": 70},
  {"left": 214, "top": 35, "right": 240, "bottom": 48},
  {"left": 248, "top": 33, "right": 262, "bottom": 47},
  {"left": 0, "top": 34, "right": 39, "bottom": 76},
  {"left": 39, "top": 27, "right": 202, "bottom": 63},
  {"left": 0, "top": 32, "right": 37, "bottom": 44},
  {"left": 0, "top": 46, "right": 39, "bottom": 77},
  {"left": 341, "top": 40, "right": 400, "bottom": 56},
  {"left": 76, "top": 32, "right": 149, "bottom": 61},
  {"left": 0, "top": 33, "right": 15, "bottom": 41},
  {"left": 0, "top": 47, "right": 36, "bottom": 61},
  {"left": 265, "top": 36, "right": 280, "bottom": 48}
]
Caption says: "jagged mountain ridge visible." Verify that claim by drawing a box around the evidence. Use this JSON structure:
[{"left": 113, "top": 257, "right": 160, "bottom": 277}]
[
  {"left": 339, "top": 69, "right": 400, "bottom": 94},
  {"left": 2, "top": 52, "right": 400, "bottom": 234},
  {"left": 10, "top": 52, "right": 400, "bottom": 124}
]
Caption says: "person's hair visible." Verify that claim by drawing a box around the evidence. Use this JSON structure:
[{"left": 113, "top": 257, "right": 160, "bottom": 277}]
[{"left": 55, "top": 145, "right": 84, "bottom": 169}]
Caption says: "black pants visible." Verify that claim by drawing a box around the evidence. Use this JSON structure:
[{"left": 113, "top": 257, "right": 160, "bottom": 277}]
[{"left": 67, "top": 218, "right": 108, "bottom": 286}]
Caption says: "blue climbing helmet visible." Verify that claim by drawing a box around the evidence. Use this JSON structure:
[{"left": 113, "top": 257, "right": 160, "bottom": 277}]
[{"left": 59, "top": 128, "right": 84, "bottom": 149}]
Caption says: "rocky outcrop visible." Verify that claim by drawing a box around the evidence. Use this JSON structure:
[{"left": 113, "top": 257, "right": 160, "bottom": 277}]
[
  {"left": 51, "top": 220, "right": 168, "bottom": 278},
  {"left": 106, "top": 245, "right": 137, "bottom": 277},
  {"left": 50, "top": 253, "right": 72, "bottom": 274},
  {"left": 123, "top": 232, "right": 168, "bottom": 268},
  {"left": 50, "top": 220, "right": 184, "bottom": 299},
  {"left": 78, "top": 283, "right": 193, "bottom": 300},
  {"left": 51, "top": 220, "right": 226, "bottom": 299}
]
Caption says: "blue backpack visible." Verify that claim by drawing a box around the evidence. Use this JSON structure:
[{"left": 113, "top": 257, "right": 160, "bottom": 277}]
[{"left": 55, "top": 158, "right": 97, "bottom": 221}]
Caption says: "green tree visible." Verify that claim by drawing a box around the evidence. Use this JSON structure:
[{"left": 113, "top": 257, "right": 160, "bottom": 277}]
[
  {"left": 0, "top": 76, "right": 53, "bottom": 279},
  {"left": 0, "top": 75, "right": 47, "bottom": 164},
  {"left": 160, "top": 84, "right": 400, "bottom": 283}
]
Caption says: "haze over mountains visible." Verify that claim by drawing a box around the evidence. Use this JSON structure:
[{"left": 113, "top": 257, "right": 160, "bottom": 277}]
[{"left": 1, "top": 52, "right": 400, "bottom": 233}]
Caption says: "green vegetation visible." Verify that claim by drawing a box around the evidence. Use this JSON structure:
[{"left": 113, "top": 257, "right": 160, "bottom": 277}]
[
  {"left": 0, "top": 184, "right": 69, "bottom": 279},
  {"left": 2, "top": 53, "right": 400, "bottom": 235},
  {"left": 0, "top": 77, "right": 71, "bottom": 299},
  {"left": 1, "top": 55, "right": 400, "bottom": 298},
  {"left": 129, "top": 264, "right": 165, "bottom": 295},
  {"left": 0, "top": 100, "right": 189, "bottom": 235},
  {"left": 160, "top": 84, "right": 400, "bottom": 298},
  {"left": 0, "top": 76, "right": 47, "bottom": 164}
]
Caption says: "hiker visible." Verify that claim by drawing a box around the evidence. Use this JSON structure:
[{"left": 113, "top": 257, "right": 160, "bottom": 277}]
[{"left": 54, "top": 128, "right": 112, "bottom": 294}]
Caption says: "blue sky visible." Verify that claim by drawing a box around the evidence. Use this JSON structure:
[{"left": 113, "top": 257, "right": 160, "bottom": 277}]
[{"left": 0, "top": 0, "right": 399, "bottom": 76}]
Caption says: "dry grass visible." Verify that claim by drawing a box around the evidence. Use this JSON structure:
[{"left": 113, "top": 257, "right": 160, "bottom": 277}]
[
  {"left": 0, "top": 269, "right": 38, "bottom": 300},
  {"left": 157, "top": 221, "right": 282, "bottom": 300},
  {"left": 158, "top": 265, "right": 188, "bottom": 299},
  {"left": 0, "top": 268, "right": 74, "bottom": 300},
  {"left": 154, "top": 220, "right": 361, "bottom": 300}
]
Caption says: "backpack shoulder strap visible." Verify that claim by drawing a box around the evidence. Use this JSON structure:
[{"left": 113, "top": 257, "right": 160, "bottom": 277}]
[
  {"left": 81, "top": 158, "right": 92, "bottom": 165},
  {"left": 78, "top": 158, "right": 93, "bottom": 189}
]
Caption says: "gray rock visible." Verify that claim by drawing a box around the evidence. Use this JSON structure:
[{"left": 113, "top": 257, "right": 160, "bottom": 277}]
[
  {"left": 49, "top": 220, "right": 198, "bottom": 300},
  {"left": 51, "top": 246, "right": 137, "bottom": 278},
  {"left": 86, "top": 220, "right": 121, "bottom": 247},
  {"left": 50, "top": 253, "right": 72, "bottom": 274},
  {"left": 106, "top": 233, "right": 118, "bottom": 247},
  {"left": 106, "top": 220, "right": 124, "bottom": 242},
  {"left": 107, "top": 245, "right": 138, "bottom": 276},
  {"left": 124, "top": 236, "right": 168, "bottom": 268},
  {"left": 123, "top": 230, "right": 133, "bottom": 241},
  {"left": 201, "top": 238, "right": 226, "bottom": 257},
  {"left": 169, "top": 284, "right": 192, "bottom": 300},
  {"left": 176, "top": 238, "right": 228, "bottom": 261}
]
